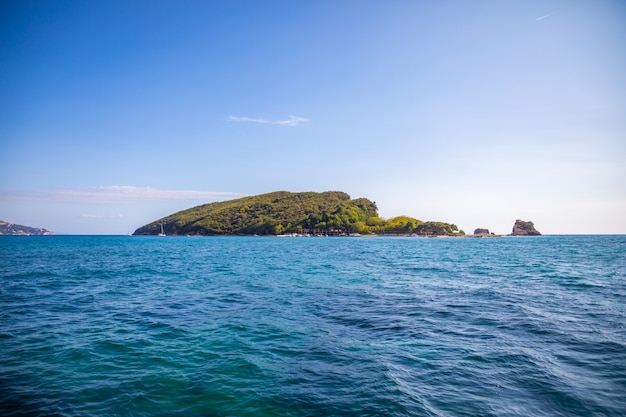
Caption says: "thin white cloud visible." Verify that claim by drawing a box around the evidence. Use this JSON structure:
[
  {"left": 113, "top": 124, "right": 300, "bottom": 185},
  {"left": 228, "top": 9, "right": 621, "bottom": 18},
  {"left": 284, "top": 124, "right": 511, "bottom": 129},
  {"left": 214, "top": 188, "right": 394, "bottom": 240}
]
[
  {"left": 535, "top": 13, "right": 552, "bottom": 21},
  {"left": 274, "top": 116, "right": 310, "bottom": 126},
  {"left": 1, "top": 186, "right": 245, "bottom": 204},
  {"left": 227, "top": 115, "right": 309, "bottom": 126}
]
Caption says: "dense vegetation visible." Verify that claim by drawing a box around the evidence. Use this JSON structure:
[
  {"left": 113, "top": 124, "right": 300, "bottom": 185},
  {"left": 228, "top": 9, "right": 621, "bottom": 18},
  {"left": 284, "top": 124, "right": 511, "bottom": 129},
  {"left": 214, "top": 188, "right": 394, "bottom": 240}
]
[{"left": 133, "top": 191, "right": 459, "bottom": 236}]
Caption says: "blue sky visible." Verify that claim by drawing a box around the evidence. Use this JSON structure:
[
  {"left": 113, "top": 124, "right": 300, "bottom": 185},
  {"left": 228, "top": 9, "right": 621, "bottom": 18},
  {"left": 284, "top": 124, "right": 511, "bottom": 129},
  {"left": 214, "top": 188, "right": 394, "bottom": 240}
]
[{"left": 1, "top": 0, "right": 624, "bottom": 234}]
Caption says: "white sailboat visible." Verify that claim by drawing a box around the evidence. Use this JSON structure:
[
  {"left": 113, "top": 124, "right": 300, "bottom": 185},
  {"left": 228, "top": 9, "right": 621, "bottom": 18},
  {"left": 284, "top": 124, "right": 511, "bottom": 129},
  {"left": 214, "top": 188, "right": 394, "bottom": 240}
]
[{"left": 158, "top": 224, "right": 166, "bottom": 237}]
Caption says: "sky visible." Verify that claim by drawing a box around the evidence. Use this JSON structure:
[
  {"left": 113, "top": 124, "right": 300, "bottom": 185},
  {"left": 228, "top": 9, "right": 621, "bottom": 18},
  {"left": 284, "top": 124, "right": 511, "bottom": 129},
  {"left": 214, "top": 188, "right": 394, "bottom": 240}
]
[{"left": 1, "top": 0, "right": 624, "bottom": 235}]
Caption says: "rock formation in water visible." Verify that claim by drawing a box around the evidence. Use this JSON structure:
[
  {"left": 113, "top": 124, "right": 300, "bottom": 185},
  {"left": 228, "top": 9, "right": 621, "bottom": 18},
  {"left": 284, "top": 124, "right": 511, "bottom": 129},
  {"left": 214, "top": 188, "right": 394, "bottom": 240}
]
[{"left": 511, "top": 220, "right": 541, "bottom": 236}]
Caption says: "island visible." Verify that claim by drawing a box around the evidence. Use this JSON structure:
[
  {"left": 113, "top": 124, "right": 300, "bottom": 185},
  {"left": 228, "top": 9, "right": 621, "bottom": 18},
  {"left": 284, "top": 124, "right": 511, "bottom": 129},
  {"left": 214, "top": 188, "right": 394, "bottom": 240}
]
[
  {"left": 133, "top": 191, "right": 460, "bottom": 237},
  {"left": 510, "top": 219, "right": 541, "bottom": 236},
  {"left": 0, "top": 220, "right": 53, "bottom": 235}
]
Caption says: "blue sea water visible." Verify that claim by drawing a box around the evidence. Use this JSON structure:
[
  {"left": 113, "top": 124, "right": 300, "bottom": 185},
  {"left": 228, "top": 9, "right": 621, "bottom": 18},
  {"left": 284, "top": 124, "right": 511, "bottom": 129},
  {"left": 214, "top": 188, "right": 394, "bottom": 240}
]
[{"left": 1, "top": 235, "right": 625, "bottom": 417}]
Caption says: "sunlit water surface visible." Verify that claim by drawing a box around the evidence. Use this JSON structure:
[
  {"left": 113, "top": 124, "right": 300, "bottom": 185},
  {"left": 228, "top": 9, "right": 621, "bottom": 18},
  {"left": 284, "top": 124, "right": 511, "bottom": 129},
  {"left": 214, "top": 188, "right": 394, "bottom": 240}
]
[{"left": 1, "top": 235, "right": 625, "bottom": 416}]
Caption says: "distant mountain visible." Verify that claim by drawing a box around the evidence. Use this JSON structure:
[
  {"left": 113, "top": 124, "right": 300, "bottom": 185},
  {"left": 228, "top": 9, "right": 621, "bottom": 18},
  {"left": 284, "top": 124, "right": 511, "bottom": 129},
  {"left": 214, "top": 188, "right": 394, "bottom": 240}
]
[
  {"left": 0, "top": 220, "right": 53, "bottom": 235},
  {"left": 133, "top": 191, "right": 459, "bottom": 236}
]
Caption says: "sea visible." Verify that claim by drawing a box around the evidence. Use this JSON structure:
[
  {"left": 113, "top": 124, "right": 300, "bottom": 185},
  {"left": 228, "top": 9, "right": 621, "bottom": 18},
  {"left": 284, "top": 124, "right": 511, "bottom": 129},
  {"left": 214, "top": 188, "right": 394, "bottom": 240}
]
[{"left": 1, "top": 235, "right": 625, "bottom": 417}]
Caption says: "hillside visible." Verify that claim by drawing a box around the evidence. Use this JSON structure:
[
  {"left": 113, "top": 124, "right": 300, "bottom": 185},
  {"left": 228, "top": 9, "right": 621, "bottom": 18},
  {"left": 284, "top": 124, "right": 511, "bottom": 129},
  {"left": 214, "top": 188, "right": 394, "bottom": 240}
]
[
  {"left": 133, "top": 191, "right": 458, "bottom": 236},
  {"left": 0, "top": 220, "right": 53, "bottom": 235},
  {"left": 133, "top": 191, "right": 377, "bottom": 236}
]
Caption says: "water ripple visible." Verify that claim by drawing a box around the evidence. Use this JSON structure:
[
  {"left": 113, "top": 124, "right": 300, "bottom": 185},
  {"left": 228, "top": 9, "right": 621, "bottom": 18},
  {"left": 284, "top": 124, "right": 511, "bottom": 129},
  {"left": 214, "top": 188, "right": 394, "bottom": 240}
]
[{"left": 1, "top": 235, "right": 625, "bottom": 416}]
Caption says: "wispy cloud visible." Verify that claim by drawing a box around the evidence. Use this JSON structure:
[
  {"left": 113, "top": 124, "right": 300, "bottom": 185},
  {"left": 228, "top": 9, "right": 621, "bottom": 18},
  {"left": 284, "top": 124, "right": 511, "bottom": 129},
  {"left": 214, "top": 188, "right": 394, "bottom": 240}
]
[
  {"left": 535, "top": 13, "right": 552, "bottom": 21},
  {"left": 227, "top": 115, "right": 309, "bottom": 126},
  {"left": 1, "top": 186, "right": 245, "bottom": 203}
]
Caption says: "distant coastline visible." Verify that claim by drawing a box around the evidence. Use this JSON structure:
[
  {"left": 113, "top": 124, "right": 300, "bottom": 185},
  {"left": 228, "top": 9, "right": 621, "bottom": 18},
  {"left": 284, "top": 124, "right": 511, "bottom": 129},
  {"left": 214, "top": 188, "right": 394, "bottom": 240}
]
[{"left": 0, "top": 220, "right": 53, "bottom": 236}]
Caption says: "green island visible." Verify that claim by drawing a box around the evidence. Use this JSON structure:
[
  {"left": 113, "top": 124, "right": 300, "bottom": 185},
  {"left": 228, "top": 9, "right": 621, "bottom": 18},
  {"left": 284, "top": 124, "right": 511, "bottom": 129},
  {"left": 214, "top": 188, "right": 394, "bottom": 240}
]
[{"left": 133, "top": 191, "right": 461, "bottom": 237}]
